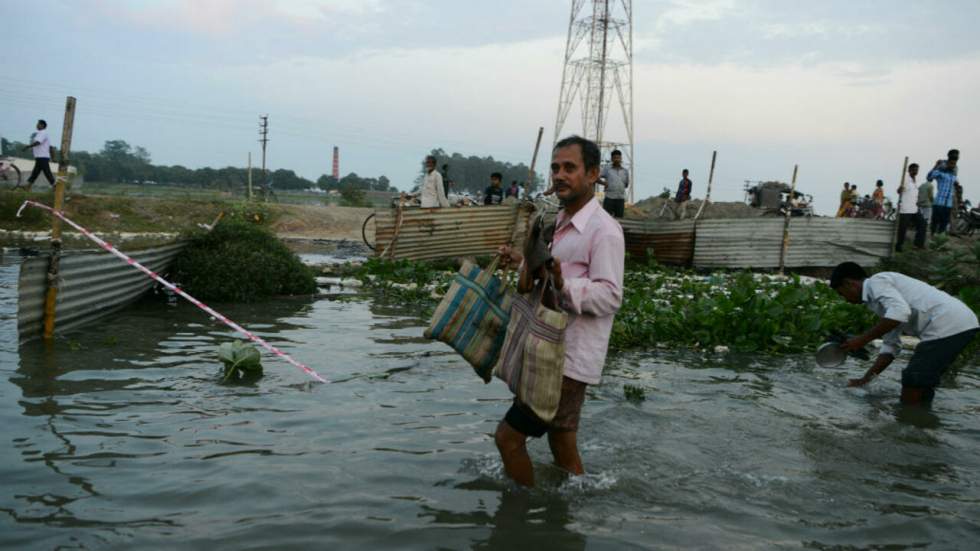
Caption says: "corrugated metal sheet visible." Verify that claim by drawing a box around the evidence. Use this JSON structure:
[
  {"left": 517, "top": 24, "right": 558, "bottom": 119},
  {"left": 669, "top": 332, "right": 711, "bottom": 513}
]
[
  {"left": 693, "top": 218, "right": 786, "bottom": 268},
  {"left": 692, "top": 217, "right": 893, "bottom": 269},
  {"left": 373, "top": 205, "right": 533, "bottom": 261},
  {"left": 18, "top": 242, "right": 185, "bottom": 342},
  {"left": 784, "top": 218, "right": 894, "bottom": 267},
  {"left": 620, "top": 219, "right": 696, "bottom": 266}
]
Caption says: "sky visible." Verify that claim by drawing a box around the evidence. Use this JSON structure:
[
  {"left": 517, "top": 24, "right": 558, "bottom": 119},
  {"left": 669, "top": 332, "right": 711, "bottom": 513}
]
[{"left": 3, "top": 0, "right": 979, "bottom": 215}]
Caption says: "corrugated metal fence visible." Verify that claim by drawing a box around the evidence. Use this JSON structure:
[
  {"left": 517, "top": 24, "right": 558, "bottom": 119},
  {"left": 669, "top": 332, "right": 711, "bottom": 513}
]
[
  {"left": 374, "top": 204, "right": 533, "bottom": 261},
  {"left": 18, "top": 242, "right": 185, "bottom": 342},
  {"left": 370, "top": 204, "right": 894, "bottom": 269}
]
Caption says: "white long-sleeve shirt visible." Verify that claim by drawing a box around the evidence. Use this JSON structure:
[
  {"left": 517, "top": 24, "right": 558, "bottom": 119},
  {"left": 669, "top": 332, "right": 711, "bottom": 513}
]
[
  {"left": 862, "top": 272, "right": 978, "bottom": 356},
  {"left": 420, "top": 170, "right": 449, "bottom": 208}
]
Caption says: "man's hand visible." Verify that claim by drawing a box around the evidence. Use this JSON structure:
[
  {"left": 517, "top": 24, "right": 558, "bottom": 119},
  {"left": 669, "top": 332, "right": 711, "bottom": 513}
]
[
  {"left": 548, "top": 258, "right": 564, "bottom": 290},
  {"left": 497, "top": 245, "right": 523, "bottom": 271},
  {"left": 848, "top": 376, "right": 871, "bottom": 387},
  {"left": 840, "top": 336, "right": 867, "bottom": 352}
]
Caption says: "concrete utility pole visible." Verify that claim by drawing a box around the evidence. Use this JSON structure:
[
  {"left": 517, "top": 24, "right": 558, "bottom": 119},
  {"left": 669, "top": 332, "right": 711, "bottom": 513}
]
[
  {"left": 42, "top": 96, "right": 77, "bottom": 339},
  {"left": 247, "top": 151, "right": 254, "bottom": 200},
  {"left": 259, "top": 114, "right": 269, "bottom": 177}
]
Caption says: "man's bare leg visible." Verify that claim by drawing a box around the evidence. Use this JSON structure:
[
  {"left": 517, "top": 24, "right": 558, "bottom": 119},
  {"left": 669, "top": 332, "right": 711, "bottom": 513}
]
[
  {"left": 547, "top": 430, "right": 584, "bottom": 475},
  {"left": 495, "top": 421, "right": 534, "bottom": 487}
]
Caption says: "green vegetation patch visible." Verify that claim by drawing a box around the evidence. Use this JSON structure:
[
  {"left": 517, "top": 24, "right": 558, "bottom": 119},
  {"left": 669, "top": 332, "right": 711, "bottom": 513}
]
[
  {"left": 611, "top": 264, "right": 875, "bottom": 353},
  {"left": 172, "top": 219, "right": 315, "bottom": 303}
]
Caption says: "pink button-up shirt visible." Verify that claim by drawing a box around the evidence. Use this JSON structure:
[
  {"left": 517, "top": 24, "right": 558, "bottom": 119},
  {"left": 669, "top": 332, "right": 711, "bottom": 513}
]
[{"left": 551, "top": 197, "right": 625, "bottom": 384}]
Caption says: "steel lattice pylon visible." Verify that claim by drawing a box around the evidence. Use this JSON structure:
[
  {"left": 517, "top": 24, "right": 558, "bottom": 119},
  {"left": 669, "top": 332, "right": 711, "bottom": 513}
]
[{"left": 553, "top": 0, "right": 634, "bottom": 202}]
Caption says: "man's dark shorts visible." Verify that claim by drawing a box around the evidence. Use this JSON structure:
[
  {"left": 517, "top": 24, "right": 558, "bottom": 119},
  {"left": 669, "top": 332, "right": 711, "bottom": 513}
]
[
  {"left": 602, "top": 197, "right": 625, "bottom": 218},
  {"left": 504, "top": 376, "right": 587, "bottom": 438},
  {"left": 902, "top": 328, "right": 979, "bottom": 389}
]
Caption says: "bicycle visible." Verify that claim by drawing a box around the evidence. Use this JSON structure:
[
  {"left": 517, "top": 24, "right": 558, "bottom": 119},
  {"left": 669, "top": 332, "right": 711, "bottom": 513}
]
[{"left": 0, "top": 157, "right": 24, "bottom": 189}]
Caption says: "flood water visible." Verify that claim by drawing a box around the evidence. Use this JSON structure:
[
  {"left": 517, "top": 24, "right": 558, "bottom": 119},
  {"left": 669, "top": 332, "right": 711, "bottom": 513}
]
[{"left": 2, "top": 254, "right": 979, "bottom": 550}]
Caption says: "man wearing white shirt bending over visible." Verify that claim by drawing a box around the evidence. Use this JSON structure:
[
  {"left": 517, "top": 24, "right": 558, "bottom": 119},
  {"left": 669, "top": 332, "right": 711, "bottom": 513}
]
[
  {"left": 22, "top": 119, "right": 54, "bottom": 189},
  {"left": 419, "top": 155, "right": 450, "bottom": 208},
  {"left": 831, "top": 262, "right": 979, "bottom": 405}
]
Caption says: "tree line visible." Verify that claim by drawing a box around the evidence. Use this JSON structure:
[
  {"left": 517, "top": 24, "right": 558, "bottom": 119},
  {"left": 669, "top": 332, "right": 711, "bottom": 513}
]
[
  {"left": 0, "top": 138, "right": 396, "bottom": 193},
  {"left": 417, "top": 148, "right": 543, "bottom": 193}
]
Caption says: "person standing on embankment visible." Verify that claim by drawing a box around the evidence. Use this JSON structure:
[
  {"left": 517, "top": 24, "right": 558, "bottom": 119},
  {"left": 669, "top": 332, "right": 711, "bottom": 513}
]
[
  {"left": 674, "top": 169, "right": 692, "bottom": 220},
  {"left": 599, "top": 149, "right": 629, "bottom": 218},
  {"left": 22, "top": 119, "right": 54, "bottom": 189},
  {"left": 420, "top": 155, "right": 450, "bottom": 208},
  {"left": 896, "top": 164, "right": 922, "bottom": 251},
  {"left": 830, "top": 262, "right": 978, "bottom": 406},
  {"left": 495, "top": 135, "right": 624, "bottom": 487},
  {"left": 927, "top": 149, "right": 959, "bottom": 235}
]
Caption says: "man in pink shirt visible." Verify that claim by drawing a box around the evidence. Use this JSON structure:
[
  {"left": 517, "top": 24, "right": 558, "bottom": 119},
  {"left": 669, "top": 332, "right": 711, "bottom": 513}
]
[{"left": 496, "top": 135, "right": 625, "bottom": 486}]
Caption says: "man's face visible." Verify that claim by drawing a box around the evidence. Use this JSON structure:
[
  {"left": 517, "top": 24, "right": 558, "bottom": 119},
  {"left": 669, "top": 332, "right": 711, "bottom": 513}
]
[
  {"left": 424, "top": 158, "right": 435, "bottom": 172},
  {"left": 682, "top": 170, "right": 689, "bottom": 179},
  {"left": 834, "top": 279, "right": 863, "bottom": 304},
  {"left": 491, "top": 176, "right": 501, "bottom": 188},
  {"left": 611, "top": 153, "right": 622, "bottom": 167},
  {"left": 36, "top": 122, "right": 44, "bottom": 131},
  {"left": 947, "top": 158, "right": 958, "bottom": 171},
  {"left": 551, "top": 144, "right": 597, "bottom": 204},
  {"left": 909, "top": 165, "right": 919, "bottom": 178}
]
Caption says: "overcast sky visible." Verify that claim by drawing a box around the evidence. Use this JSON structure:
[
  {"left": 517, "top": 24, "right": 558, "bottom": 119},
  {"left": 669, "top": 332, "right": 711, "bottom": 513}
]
[{"left": 3, "top": 0, "right": 979, "bottom": 214}]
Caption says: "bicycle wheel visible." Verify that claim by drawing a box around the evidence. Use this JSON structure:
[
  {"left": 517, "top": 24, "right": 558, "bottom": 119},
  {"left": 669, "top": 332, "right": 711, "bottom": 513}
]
[
  {"left": 0, "top": 164, "right": 22, "bottom": 189},
  {"left": 362, "top": 212, "right": 376, "bottom": 251}
]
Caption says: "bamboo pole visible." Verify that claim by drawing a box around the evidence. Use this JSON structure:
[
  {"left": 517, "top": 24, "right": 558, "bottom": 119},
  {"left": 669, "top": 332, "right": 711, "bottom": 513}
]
[
  {"left": 42, "top": 96, "right": 77, "bottom": 339},
  {"left": 524, "top": 126, "right": 544, "bottom": 199},
  {"left": 890, "top": 156, "right": 909, "bottom": 253},
  {"left": 777, "top": 164, "right": 798, "bottom": 275},
  {"left": 693, "top": 150, "right": 717, "bottom": 221}
]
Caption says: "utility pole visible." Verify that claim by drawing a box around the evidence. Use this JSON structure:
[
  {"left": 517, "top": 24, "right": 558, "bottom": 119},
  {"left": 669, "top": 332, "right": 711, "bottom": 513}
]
[
  {"left": 258, "top": 114, "right": 269, "bottom": 177},
  {"left": 247, "top": 151, "right": 254, "bottom": 200}
]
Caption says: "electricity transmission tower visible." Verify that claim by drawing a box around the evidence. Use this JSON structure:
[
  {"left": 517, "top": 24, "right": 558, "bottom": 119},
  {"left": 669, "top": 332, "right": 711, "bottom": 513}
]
[{"left": 553, "top": 0, "right": 634, "bottom": 202}]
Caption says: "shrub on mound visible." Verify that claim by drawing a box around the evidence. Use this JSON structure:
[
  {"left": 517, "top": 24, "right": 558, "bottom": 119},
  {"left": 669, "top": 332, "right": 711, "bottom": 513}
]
[{"left": 172, "top": 220, "right": 315, "bottom": 302}]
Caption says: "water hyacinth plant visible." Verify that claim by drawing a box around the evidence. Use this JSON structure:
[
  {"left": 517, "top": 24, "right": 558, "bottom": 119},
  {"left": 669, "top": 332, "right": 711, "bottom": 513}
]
[
  {"left": 218, "top": 340, "right": 263, "bottom": 382},
  {"left": 610, "top": 268, "right": 875, "bottom": 353}
]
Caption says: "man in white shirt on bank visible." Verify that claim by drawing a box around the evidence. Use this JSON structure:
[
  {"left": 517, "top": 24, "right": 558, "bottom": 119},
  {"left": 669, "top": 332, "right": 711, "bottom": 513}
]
[
  {"left": 831, "top": 262, "right": 979, "bottom": 405},
  {"left": 895, "top": 163, "right": 922, "bottom": 251},
  {"left": 419, "top": 155, "right": 450, "bottom": 208},
  {"left": 22, "top": 119, "right": 54, "bottom": 189}
]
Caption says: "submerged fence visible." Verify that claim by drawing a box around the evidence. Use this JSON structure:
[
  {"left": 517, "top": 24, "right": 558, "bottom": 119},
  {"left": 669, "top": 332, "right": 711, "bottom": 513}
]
[{"left": 17, "top": 242, "right": 185, "bottom": 342}]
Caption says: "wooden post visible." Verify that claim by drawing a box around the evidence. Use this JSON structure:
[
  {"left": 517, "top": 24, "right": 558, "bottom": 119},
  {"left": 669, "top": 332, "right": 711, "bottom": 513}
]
[
  {"left": 247, "top": 152, "right": 254, "bottom": 200},
  {"left": 890, "top": 156, "right": 909, "bottom": 254},
  {"left": 42, "top": 96, "right": 76, "bottom": 339},
  {"left": 693, "top": 150, "right": 717, "bottom": 221},
  {"left": 524, "top": 127, "right": 544, "bottom": 199},
  {"left": 777, "top": 164, "right": 798, "bottom": 275}
]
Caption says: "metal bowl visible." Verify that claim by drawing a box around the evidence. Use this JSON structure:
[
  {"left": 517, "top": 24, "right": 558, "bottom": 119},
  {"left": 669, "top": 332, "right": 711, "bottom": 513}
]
[{"left": 815, "top": 342, "right": 847, "bottom": 368}]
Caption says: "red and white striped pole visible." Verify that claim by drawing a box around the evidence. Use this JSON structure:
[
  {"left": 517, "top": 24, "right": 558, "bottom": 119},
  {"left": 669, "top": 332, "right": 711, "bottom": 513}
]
[{"left": 17, "top": 200, "right": 328, "bottom": 383}]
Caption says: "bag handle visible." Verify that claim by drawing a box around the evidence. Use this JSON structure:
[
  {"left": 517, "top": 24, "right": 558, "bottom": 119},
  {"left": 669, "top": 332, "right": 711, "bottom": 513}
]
[{"left": 531, "top": 270, "right": 562, "bottom": 312}]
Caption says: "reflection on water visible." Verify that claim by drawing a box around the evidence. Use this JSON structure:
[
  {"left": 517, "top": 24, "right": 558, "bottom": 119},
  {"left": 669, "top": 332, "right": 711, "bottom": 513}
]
[{"left": 1, "top": 256, "right": 980, "bottom": 549}]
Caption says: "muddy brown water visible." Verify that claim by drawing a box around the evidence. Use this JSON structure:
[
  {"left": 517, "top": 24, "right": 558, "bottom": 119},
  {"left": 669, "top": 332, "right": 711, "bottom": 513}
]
[{"left": 1, "top": 252, "right": 979, "bottom": 550}]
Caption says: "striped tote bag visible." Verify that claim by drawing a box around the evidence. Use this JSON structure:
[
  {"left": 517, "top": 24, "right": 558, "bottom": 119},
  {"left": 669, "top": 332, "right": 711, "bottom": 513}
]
[
  {"left": 425, "top": 257, "right": 513, "bottom": 382},
  {"left": 493, "top": 276, "right": 567, "bottom": 423}
]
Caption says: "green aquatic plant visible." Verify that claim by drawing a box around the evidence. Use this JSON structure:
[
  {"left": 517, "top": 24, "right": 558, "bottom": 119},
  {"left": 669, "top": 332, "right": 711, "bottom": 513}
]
[
  {"left": 172, "top": 219, "right": 316, "bottom": 303},
  {"left": 218, "top": 340, "right": 263, "bottom": 382},
  {"left": 611, "top": 268, "right": 875, "bottom": 354},
  {"left": 624, "top": 384, "right": 646, "bottom": 402}
]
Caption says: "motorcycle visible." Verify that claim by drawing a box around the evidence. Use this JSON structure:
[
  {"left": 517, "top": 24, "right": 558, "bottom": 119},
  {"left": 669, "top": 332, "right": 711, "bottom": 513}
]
[{"left": 952, "top": 200, "right": 980, "bottom": 236}]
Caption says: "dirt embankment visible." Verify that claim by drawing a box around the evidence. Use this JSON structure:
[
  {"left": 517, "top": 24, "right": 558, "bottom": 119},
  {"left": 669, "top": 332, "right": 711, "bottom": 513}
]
[
  {"left": 626, "top": 196, "right": 764, "bottom": 220},
  {"left": 0, "top": 191, "right": 375, "bottom": 247}
]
